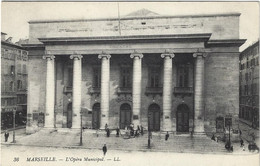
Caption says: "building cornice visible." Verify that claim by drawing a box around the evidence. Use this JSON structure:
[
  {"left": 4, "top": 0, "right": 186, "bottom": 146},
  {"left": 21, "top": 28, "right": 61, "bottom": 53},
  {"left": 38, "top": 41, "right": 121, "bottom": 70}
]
[
  {"left": 205, "top": 39, "right": 246, "bottom": 48},
  {"left": 22, "top": 44, "right": 45, "bottom": 50},
  {"left": 38, "top": 33, "right": 212, "bottom": 45}
]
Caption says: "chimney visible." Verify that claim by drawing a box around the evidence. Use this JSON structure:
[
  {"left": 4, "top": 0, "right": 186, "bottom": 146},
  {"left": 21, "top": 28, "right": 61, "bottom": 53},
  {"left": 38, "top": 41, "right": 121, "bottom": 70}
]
[{"left": 1, "top": 32, "right": 7, "bottom": 41}]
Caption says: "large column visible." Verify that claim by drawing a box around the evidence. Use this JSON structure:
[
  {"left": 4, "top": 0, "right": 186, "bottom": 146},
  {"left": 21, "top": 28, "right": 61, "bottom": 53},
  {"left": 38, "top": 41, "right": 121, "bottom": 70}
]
[
  {"left": 130, "top": 51, "right": 143, "bottom": 127},
  {"left": 43, "top": 55, "right": 55, "bottom": 128},
  {"left": 98, "top": 52, "right": 111, "bottom": 129},
  {"left": 70, "top": 54, "right": 83, "bottom": 129},
  {"left": 161, "top": 50, "right": 175, "bottom": 131},
  {"left": 193, "top": 52, "right": 207, "bottom": 133}
]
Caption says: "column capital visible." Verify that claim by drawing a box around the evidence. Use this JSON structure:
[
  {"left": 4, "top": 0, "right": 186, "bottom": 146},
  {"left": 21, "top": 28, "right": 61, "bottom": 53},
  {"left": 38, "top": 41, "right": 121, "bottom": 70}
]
[
  {"left": 43, "top": 55, "right": 55, "bottom": 60},
  {"left": 70, "top": 54, "right": 83, "bottom": 60},
  {"left": 193, "top": 48, "right": 207, "bottom": 58},
  {"left": 161, "top": 49, "right": 175, "bottom": 59},
  {"left": 98, "top": 51, "right": 111, "bottom": 59},
  {"left": 193, "top": 53, "right": 207, "bottom": 58},
  {"left": 130, "top": 50, "right": 143, "bottom": 59}
]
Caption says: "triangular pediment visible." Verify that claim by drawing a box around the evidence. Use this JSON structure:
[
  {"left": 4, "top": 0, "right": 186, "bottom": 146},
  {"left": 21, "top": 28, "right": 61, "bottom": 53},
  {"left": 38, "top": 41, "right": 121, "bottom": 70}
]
[{"left": 124, "top": 8, "right": 160, "bottom": 18}]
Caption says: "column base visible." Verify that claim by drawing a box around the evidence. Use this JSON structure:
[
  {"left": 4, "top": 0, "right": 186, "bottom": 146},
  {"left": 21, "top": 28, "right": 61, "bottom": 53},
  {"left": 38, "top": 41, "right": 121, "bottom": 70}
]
[
  {"left": 193, "top": 132, "right": 206, "bottom": 135},
  {"left": 42, "top": 127, "right": 57, "bottom": 132}
]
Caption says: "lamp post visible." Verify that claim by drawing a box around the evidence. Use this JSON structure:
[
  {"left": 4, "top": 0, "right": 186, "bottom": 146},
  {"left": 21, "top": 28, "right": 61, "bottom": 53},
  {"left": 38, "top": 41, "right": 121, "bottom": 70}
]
[
  {"left": 148, "top": 113, "right": 151, "bottom": 149},
  {"left": 12, "top": 107, "right": 16, "bottom": 143},
  {"left": 80, "top": 111, "right": 83, "bottom": 146}
]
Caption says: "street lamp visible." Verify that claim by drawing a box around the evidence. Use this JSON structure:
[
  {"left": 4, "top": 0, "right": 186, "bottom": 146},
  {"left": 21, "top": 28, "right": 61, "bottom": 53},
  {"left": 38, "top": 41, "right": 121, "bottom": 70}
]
[
  {"left": 80, "top": 111, "right": 83, "bottom": 146},
  {"left": 225, "top": 119, "right": 232, "bottom": 151},
  {"left": 11, "top": 108, "right": 16, "bottom": 143},
  {"left": 148, "top": 113, "right": 151, "bottom": 149}
]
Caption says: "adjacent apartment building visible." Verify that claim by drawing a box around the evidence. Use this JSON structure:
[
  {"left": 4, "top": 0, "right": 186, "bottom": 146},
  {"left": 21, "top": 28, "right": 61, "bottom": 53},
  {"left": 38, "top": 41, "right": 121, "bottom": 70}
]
[
  {"left": 1, "top": 32, "right": 28, "bottom": 130},
  {"left": 239, "top": 41, "right": 259, "bottom": 129},
  {"left": 24, "top": 9, "right": 245, "bottom": 134}
]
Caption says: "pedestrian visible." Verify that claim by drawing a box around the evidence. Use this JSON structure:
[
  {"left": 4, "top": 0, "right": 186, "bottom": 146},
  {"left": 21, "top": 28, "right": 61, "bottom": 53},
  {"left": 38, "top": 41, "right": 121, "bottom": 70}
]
[
  {"left": 106, "top": 128, "right": 110, "bottom": 137},
  {"left": 137, "top": 125, "right": 140, "bottom": 132},
  {"left": 239, "top": 129, "right": 242, "bottom": 136},
  {"left": 240, "top": 139, "right": 244, "bottom": 147},
  {"left": 165, "top": 131, "right": 169, "bottom": 141},
  {"left": 140, "top": 125, "right": 144, "bottom": 136},
  {"left": 4, "top": 130, "right": 9, "bottom": 142},
  {"left": 116, "top": 127, "right": 120, "bottom": 137},
  {"left": 102, "top": 144, "right": 107, "bottom": 156},
  {"left": 96, "top": 129, "right": 99, "bottom": 137},
  {"left": 148, "top": 138, "right": 151, "bottom": 148},
  {"left": 105, "top": 123, "right": 108, "bottom": 130},
  {"left": 135, "top": 129, "right": 139, "bottom": 137},
  {"left": 211, "top": 134, "right": 216, "bottom": 141}
]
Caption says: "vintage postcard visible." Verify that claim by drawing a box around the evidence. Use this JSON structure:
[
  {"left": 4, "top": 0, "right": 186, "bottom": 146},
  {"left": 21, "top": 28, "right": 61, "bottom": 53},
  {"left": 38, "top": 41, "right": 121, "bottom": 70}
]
[{"left": 1, "top": 1, "right": 259, "bottom": 166}]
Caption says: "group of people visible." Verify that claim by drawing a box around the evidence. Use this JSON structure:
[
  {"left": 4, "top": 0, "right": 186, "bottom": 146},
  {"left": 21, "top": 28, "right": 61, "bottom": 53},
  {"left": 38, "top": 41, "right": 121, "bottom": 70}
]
[{"left": 124, "top": 123, "right": 145, "bottom": 138}]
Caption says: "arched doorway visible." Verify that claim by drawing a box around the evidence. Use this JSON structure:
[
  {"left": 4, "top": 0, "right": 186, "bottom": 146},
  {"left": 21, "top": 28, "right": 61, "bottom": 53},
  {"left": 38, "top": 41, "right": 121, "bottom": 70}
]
[
  {"left": 120, "top": 103, "right": 132, "bottom": 129},
  {"left": 176, "top": 104, "right": 189, "bottom": 132},
  {"left": 67, "top": 103, "right": 72, "bottom": 128},
  {"left": 148, "top": 104, "right": 160, "bottom": 131},
  {"left": 92, "top": 103, "right": 100, "bottom": 129}
]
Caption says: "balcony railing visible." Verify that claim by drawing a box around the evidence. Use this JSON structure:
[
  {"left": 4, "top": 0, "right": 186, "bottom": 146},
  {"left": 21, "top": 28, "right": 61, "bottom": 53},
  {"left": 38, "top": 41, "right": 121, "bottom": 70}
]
[
  {"left": 1, "top": 91, "right": 17, "bottom": 97},
  {"left": 117, "top": 87, "right": 132, "bottom": 95},
  {"left": 64, "top": 86, "right": 72, "bottom": 93},
  {"left": 90, "top": 87, "right": 100, "bottom": 95},
  {"left": 174, "top": 87, "right": 193, "bottom": 94},
  {"left": 145, "top": 87, "right": 163, "bottom": 95}
]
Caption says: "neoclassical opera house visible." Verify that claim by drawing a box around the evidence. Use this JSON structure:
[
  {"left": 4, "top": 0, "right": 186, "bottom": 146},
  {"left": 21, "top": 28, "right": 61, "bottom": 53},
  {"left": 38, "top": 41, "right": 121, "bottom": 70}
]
[{"left": 24, "top": 9, "right": 245, "bottom": 134}]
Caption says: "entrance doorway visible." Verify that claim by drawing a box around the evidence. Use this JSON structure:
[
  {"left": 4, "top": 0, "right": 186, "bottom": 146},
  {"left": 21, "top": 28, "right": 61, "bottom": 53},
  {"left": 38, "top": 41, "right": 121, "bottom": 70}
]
[
  {"left": 176, "top": 104, "right": 189, "bottom": 132},
  {"left": 92, "top": 103, "right": 100, "bottom": 129},
  {"left": 148, "top": 104, "right": 160, "bottom": 131},
  {"left": 120, "top": 103, "right": 132, "bottom": 129},
  {"left": 67, "top": 103, "right": 72, "bottom": 128}
]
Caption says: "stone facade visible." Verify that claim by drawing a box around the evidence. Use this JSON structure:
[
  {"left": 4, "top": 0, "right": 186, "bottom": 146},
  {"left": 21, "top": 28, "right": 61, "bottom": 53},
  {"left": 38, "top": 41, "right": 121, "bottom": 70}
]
[
  {"left": 1, "top": 32, "right": 28, "bottom": 130},
  {"left": 239, "top": 41, "right": 259, "bottom": 128},
  {"left": 24, "top": 9, "right": 245, "bottom": 134}
]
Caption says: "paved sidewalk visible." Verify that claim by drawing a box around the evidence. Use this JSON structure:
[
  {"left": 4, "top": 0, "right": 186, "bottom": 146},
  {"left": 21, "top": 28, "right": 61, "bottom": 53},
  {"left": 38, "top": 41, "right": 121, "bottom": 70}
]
[{"left": 1, "top": 128, "right": 256, "bottom": 154}]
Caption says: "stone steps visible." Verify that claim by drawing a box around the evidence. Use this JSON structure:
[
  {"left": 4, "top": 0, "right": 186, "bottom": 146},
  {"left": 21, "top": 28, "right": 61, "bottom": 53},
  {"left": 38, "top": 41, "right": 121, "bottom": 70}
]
[{"left": 15, "top": 131, "right": 227, "bottom": 153}]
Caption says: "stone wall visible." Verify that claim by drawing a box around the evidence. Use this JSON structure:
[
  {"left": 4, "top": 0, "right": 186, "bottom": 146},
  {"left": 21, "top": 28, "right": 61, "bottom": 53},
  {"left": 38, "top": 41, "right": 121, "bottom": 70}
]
[
  {"left": 29, "top": 14, "right": 239, "bottom": 44},
  {"left": 204, "top": 48, "right": 240, "bottom": 133},
  {"left": 26, "top": 51, "right": 46, "bottom": 133}
]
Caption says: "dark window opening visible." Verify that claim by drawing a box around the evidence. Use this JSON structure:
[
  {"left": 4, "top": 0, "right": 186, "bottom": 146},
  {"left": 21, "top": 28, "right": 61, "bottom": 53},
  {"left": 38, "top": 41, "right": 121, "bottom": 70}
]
[
  {"left": 17, "top": 80, "right": 22, "bottom": 90},
  {"left": 93, "top": 67, "right": 101, "bottom": 88},
  {"left": 149, "top": 67, "right": 160, "bottom": 87},
  {"left": 121, "top": 67, "right": 132, "bottom": 88},
  {"left": 178, "top": 65, "right": 189, "bottom": 87},
  {"left": 68, "top": 67, "right": 73, "bottom": 87}
]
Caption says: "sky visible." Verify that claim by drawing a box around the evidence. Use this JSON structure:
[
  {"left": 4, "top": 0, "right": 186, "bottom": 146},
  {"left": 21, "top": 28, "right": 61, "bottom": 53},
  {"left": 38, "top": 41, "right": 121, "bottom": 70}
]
[{"left": 1, "top": 2, "right": 259, "bottom": 51}]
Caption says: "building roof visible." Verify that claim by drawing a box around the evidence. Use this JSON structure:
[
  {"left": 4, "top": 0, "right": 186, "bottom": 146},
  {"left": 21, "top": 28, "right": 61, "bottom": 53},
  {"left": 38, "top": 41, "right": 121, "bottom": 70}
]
[
  {"left": 241, "top": 40, "right": 259, "bottom": 54},
  {"left": 28, "top": 9, "right": 241, "bottom": 24},
  {"left": 1, "top": 40, "right": 26, "bottom": 50}
]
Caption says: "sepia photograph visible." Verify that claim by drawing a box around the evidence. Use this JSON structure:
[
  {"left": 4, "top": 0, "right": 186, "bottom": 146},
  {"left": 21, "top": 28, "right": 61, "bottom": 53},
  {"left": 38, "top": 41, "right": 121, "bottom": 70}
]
[{"left": 1, "top": 1, "right": 259, "bottom": 166}]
